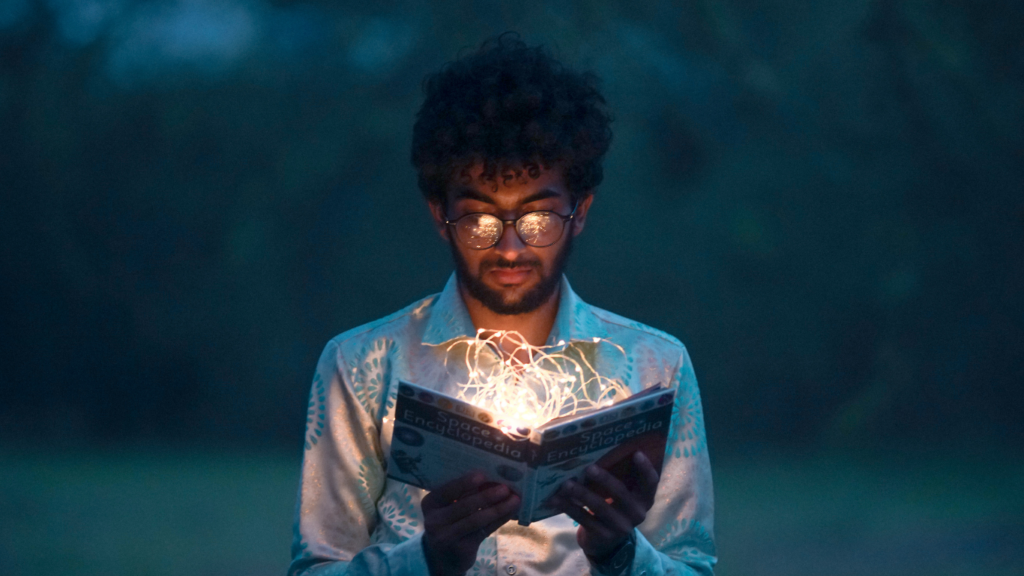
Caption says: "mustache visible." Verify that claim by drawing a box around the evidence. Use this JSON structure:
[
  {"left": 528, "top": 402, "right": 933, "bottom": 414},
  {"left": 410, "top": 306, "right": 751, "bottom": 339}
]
[{"left": 482, "top": 257, "right": 541, "bottom": 270}]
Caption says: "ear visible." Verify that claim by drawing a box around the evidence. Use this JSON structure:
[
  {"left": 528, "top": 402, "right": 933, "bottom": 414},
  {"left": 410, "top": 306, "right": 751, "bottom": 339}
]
[
  {"left": 428, "top": 200, "right": 450, "bottom": 241},
  {"left": 570, "top": 193, "right": 594, "bottom": 236}
]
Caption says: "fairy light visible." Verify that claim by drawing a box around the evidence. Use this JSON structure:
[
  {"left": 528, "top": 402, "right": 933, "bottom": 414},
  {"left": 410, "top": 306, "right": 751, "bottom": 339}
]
[{"left": 444, "top": 330, "right": 630, "bottom": 435}]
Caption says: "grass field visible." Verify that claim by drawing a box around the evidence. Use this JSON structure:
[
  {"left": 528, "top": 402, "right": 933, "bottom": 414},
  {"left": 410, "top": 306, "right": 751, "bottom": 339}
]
[{"left": 1, "top": 447, "right": 1020, "bottom": 576}]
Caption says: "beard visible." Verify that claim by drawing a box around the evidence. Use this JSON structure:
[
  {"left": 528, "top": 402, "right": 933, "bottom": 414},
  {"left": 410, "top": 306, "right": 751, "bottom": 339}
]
[{"left": 450, "top": 233, "right": 574, "bottom": 316}]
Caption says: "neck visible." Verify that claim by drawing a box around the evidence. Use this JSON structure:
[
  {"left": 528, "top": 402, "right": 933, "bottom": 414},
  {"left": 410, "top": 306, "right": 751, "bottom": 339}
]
[{"left": 459, "top": 284, "right": 561, "bottom": 348}]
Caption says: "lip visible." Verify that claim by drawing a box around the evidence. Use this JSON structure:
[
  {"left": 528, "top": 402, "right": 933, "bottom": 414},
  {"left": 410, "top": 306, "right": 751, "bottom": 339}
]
[{"left": 489, "top": 268, "right": 533, "bottom": 285}]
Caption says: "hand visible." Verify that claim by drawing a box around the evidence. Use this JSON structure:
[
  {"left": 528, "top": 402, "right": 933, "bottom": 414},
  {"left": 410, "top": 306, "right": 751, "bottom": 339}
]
[
  {"left": 421, "top": 472, "right": 520, "bottom": 576},
  {"left": 548, "top": 451, "right": 660, "bottom": 560}
]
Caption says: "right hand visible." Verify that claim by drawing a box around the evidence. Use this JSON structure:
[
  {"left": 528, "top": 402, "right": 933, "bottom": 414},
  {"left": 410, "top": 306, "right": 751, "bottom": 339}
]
[{"left": 421, "top": 472, "right": 520, "bottom": 576}]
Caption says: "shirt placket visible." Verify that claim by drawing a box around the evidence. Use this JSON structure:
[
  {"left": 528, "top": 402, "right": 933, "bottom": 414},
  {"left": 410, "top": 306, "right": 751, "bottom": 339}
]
[{"left": 496, "top": 530, "right": 518, "bottom": 575}]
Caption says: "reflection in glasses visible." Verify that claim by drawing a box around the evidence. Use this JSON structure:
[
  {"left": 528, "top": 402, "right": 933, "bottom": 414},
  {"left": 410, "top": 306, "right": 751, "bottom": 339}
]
[{"left": 445, "top": 203, "right": 578, "bottom": 250}]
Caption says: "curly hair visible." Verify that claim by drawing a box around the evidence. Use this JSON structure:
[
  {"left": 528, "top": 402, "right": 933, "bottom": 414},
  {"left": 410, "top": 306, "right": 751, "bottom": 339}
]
[{"left": 411, "top": 34, "right": 613, "bottom": 205}]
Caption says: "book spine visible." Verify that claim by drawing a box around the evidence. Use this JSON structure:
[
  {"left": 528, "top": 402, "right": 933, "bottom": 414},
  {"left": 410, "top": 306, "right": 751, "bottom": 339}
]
[{"left": 516, "top": 446, "right": 540, "bottom": 526}]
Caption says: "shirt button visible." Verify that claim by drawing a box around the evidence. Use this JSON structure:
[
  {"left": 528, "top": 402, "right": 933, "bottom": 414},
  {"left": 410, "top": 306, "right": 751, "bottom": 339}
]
[{"left": 506, "top": 565, "right": 517, "bottom": 575}]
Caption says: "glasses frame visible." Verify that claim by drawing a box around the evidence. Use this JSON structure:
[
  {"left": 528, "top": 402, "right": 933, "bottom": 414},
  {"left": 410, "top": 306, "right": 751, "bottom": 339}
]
[{"left": 444, "top": 201, "right": 580, "bottom": 250}]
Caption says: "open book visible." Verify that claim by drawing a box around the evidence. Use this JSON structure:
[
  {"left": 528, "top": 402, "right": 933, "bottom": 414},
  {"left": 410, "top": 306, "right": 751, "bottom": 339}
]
[{"left": 386, "top": 380, "right": 675, "bottom": 526}]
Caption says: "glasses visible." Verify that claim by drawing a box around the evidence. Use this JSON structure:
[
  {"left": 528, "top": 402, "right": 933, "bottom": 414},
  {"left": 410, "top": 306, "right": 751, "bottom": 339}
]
[{"left": 445, "top": 203, "right": 579, "bottom": 250}]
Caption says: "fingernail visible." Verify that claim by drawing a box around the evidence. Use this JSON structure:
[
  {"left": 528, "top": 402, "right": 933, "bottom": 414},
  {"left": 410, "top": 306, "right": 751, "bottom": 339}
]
[
  {"left": 634, "top": 452, "right": 647, "bottom": 464},
  {"left": 586, "top": 466, "right": 599, "bottom": 478}
]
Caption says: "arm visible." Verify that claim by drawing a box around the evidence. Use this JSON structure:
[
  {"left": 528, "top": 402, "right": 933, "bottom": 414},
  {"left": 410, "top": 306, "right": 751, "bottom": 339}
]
[
  {"left": 631, "top": 346, "right": 716, "bottom": 576},
  {"left": 288, "top": 340, "right": 429, "bottom": 576},
  {"left": 550, "top": 346, "right": 717, "bottom": 576}
]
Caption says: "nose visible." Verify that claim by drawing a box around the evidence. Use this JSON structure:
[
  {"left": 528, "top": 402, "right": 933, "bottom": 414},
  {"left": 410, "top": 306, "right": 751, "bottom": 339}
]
[{"left": 493, "top": 220, "right": 527, "bottom": 260}]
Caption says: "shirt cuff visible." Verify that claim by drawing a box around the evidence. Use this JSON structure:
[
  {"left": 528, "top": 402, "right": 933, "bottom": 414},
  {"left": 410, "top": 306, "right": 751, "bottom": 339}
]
[
  {"left": 587, "top": 530, "right": 637, "bottom": 576},
  {"left": 629, "top": 529, "right": 659, "bottom": 576},
  {"left": 386, "top": 533, "right": 431, "bottom": 576}
]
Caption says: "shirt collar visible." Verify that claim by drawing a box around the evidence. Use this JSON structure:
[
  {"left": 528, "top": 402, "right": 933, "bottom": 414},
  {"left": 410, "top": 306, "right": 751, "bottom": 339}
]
[
  {"left": 421, "top": 272, "right": 608, "bottom": 347},
  {"left": 545, "top": 275, "right": 608, "bottom": 345},
  {"left": 421, "top": 273, "right": 477, "bottom": 346}
]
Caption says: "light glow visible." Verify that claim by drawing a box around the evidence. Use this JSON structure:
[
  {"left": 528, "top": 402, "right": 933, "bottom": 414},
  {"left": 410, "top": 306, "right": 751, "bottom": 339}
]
[{"left": 445, "top": 331, "right": 630, "bottom": 435}]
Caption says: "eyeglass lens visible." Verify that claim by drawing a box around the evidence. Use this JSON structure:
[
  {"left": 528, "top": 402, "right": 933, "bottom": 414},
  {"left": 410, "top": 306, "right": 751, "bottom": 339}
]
[{"left": 456, "top": 212, "right": 564, "bottom": 249}]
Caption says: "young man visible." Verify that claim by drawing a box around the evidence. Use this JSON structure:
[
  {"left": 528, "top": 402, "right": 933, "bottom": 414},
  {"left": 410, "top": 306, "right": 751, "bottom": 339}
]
[{"left": 289, "top": 37, "right": 716, "bottom": 576}]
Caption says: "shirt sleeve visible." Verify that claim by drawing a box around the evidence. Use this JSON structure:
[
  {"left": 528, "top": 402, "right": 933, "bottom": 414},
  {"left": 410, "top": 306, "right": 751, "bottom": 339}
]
[
  {"left": 288, "top": 340, "right": 431, "bottom": 576},
  {"left": 629, "top": 346, "right": 717, "bottom": 576}
]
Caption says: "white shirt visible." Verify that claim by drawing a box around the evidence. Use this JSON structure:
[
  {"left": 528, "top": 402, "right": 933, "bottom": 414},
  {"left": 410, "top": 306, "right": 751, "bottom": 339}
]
[{"left": 289, "top": 274, "right": 716, "bottom": 576}]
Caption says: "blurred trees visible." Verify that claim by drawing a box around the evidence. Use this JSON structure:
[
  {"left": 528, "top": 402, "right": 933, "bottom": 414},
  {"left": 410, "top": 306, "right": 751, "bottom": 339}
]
[{"left": 1, "top": 0, "right": 1021, "bottom": 452}]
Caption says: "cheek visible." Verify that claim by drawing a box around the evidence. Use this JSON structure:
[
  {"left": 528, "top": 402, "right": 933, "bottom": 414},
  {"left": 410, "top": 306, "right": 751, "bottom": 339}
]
[
  {"left": 538, "top": 242, "right": 567, "bottom": 267},
  {"left": 455, "top": 246, "right": 484, "bottom": 269}
]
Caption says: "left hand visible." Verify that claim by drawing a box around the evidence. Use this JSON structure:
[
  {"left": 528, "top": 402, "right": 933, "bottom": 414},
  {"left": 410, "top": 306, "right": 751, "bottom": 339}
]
[{"left": 547, "top": 451, "right": 660, "bottom": 559}]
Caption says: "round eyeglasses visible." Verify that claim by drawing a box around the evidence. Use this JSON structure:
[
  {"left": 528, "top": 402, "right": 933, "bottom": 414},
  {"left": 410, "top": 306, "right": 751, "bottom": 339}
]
[{"left": 445, "top": 203, "right": 579, "bottom": 250}]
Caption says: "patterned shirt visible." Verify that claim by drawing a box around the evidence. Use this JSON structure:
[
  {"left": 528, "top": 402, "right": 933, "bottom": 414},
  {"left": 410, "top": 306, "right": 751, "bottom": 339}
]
[{"left": 290, "top": 273, "right": 716, "bottom": 576}]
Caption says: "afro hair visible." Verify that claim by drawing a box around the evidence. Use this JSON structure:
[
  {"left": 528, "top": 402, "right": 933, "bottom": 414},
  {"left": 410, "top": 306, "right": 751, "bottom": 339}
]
[{"left": 411, "top": 34, "right": 613, "bottom": 205}]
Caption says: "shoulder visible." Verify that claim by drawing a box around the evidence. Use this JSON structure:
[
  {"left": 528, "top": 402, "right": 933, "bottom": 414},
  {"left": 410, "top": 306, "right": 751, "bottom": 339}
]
[
  {"left": 579, "top": 302, "right": 698, "bottom": 392},
  {"left": 323, "top": 293, "right": 439, "bottom": 360},
  {"left": 587, "top": 303, "right": 687, "bottom": 357}
]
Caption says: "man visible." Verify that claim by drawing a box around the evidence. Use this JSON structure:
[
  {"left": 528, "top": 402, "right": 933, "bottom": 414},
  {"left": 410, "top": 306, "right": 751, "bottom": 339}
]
[{"left": 289, "top": 36, "right": 716, "bottom": 576}]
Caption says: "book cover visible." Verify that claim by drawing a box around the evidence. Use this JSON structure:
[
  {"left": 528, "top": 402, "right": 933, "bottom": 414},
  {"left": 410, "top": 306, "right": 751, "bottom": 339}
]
[{"left": 386, "top": 380, "right": 675, "bottom": 526}]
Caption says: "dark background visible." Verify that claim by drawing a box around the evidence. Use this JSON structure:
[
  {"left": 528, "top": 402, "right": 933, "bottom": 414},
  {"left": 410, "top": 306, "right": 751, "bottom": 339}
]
[{"left": 1, "top": 1, "right": 1022, "bottom": 575}]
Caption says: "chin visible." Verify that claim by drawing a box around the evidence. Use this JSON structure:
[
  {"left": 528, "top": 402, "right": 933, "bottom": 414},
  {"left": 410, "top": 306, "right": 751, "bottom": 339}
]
[
  {"left": 496, "top": 292, "right": 530, "bottom": 308},
  {"left": 488, "top": 291, "right": 527, "bottom": 309},
  {"left": 469, "top": 278, "right": 555, "bottom": 316}
]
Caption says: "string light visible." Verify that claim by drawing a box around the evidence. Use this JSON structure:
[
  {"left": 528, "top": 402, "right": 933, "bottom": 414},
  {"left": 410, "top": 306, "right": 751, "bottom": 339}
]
[{"left": 444, "top": 331, "right": 630, "bottom": 435}]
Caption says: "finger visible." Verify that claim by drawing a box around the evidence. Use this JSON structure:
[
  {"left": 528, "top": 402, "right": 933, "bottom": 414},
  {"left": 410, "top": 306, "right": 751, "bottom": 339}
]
[
  {"left": 585, "top": 465, "right": 630, "bottom": 505},
  {"left": 422, "top": 471, "right": 486, "bottom": 512},
  {"left": 585, "top": 465, "right": 647, "bottom": 526},
  {"left": 426, "top": 483, "right": 509, "bottom": 528},
  {"left": 472, "top": 498, "right": 519, "bottom": 541},
  {"left": 633, "top": 451, "right": 661, "bottom": 505},
  {"left": 438, "top": 483, "right": 512, "bottom": 526},
  {"left": 549, "top": 494, "right": 614, "bottom": 539},
  {"left": 424, "top": 487, "right": 514, "bottom": 547},
  {"left": 448, "top": 493, "right": 519, "bottom": 543},
  {"left": 449, "top": 493, "right": 520, "bottom": 540},
  {"left": 561, "top": 478, "right": 634, "bottom": 535}
]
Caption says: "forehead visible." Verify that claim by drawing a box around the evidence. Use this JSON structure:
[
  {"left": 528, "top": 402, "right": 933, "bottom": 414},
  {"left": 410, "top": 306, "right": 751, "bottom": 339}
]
[{"left": 446, "top": 163, "right": 571, "bottom": 207}]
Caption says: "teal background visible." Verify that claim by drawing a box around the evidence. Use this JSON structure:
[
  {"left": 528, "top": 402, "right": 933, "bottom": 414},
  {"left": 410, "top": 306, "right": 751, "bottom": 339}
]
[{"left": 1, "top": 0, "right": 1021, "bottom": 574}]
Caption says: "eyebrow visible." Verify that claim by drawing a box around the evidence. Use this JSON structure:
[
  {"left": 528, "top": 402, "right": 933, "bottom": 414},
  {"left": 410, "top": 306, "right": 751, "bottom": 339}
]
[
  {"left": 521, "top": 189, "right": 563, "bottom": 204},
  {"left": 452, "top": 187, "right": 564, "bottom": 206},
  {"left": 452, "top": 188, "right": 496, "bottom": 204}
]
